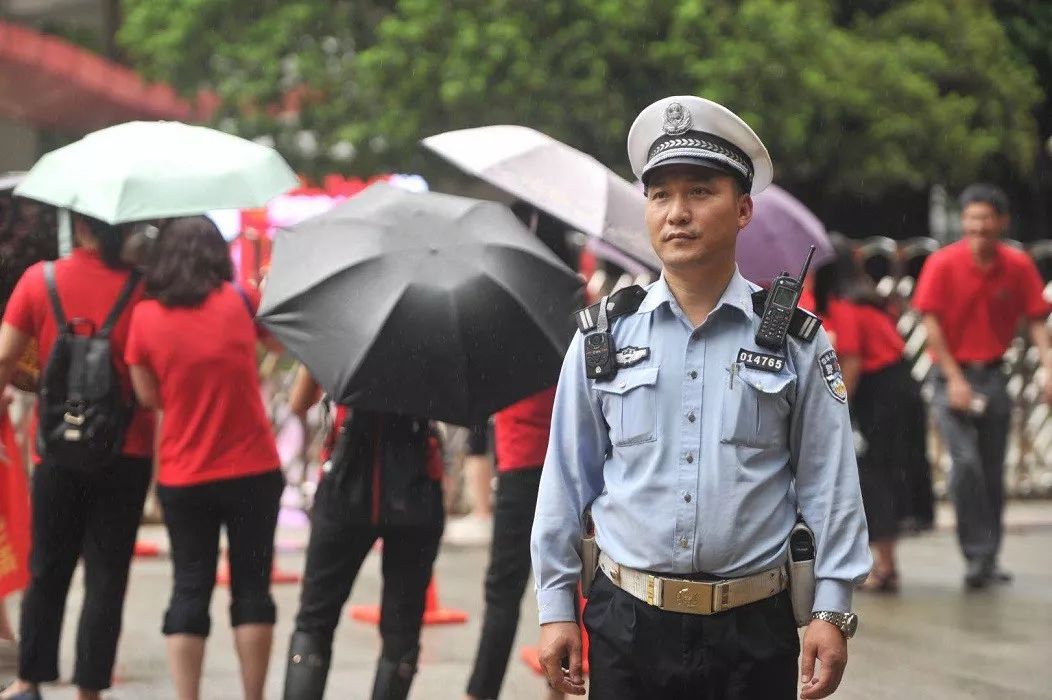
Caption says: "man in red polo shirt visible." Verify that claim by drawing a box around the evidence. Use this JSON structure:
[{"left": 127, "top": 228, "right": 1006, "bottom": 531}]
[
  {"left": 462, "top": 387, "right": 559, "bottom": 700},
  {"left": 913, "top": 183, "right": 1052, "bottom": 590},
  {"left": 0, "top": 214, "right": 154, "bottom": 700}
]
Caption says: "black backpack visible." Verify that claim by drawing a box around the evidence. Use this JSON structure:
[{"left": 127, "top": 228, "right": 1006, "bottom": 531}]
[{"left": 37, "top": 262, "right": 140, "bottom": 473}]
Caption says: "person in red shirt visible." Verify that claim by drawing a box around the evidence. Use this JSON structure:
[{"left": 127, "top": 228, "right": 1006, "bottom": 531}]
[
  {"left": 913, "top": 184, "right": 1052, "bottom": 589},
  {"left": 0, "top": 214, "right": 154, "bottom": 700},
  {"left": 810, "top": 238, "right": 931, "bottom": 593},
  {"left": 454, "top": 205, "right": 571, "bottom": 700},
  {"left": 124, "top": 216, "right": 283, "bottom": 700},
  {"left": 462, "top": 387, "right": 559, "bottom": 700}
]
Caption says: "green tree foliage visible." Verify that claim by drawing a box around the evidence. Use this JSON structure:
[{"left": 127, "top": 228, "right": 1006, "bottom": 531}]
[
  {"left": 119, "top": 0, "right": 393, "bottom": 174},
  {"left": 992, "top": 0, "right": 1052, "bottom": 133},
  {"left": 121, "top": 0, "right": 1042, "bottom": 199}
]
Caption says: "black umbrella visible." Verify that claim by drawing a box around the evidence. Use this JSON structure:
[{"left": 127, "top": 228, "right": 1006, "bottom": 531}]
[{"left": 257, "top": 183, "right": 583, "bottom": 426}]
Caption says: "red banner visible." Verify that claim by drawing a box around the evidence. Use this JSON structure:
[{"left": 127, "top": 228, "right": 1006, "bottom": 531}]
[{"left": 0, "top": 412, "right": 30, "bottom": 597}]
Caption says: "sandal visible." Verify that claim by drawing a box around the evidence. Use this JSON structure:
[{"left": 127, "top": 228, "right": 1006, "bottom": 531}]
[{"left": 857, "top": 569, "right": 899, "bottom": 594}]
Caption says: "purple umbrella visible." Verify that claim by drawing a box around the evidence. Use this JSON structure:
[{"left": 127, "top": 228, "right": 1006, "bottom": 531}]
[{"left": 737, "top": 185, "right": 833, "bottom": 287}]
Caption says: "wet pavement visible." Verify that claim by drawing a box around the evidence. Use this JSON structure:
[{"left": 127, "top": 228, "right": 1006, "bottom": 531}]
[{"left": 3, "top": 501, "right": 1051, "bottom": 699}]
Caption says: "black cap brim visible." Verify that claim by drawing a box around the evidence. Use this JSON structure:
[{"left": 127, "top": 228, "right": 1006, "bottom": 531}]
[{"left": 641, "top": 156, "right": 749, "bottom": 190}]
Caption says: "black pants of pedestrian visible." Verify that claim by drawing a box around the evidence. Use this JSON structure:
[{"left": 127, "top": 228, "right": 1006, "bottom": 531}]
[
  {"left": 156, "top": 469, "right": 284, "bottom": 637},
  {"left": 466, "top": 467, "right": 541, "bottom": 699},
  {"left": 854, "top": 361, "right": 931, "bottom": 541},
  {"left": 17, "top": 456, "right": 151, "bottom": 691},
  {"left": 931, "top": 366, "right": 1011, "bottom": 564},
  {"left": 293, "top": 493, "right": 442, "bottom": 664},
  {"left": 584, "top": 573, "right": 799, "bottom": 700}
]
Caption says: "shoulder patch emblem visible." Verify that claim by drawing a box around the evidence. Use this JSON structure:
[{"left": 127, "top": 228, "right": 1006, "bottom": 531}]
[
  {"left": 818, "top": 349, "right": 847, "bottom": 404},
  {"left": 615, "top": 346, "right": 650, "bottom": 368}
]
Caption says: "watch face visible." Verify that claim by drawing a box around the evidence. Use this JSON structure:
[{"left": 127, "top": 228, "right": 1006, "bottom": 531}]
[{"left": 844, "top": 613, "right": 858, "bottom": 637}]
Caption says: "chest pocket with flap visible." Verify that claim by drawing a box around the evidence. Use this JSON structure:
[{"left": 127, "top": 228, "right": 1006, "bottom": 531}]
[
  {"left": 594, "top": 366, "right": 659, "bottom": 447},
  {"left": 720, "top": 365, "right": 793, "bottom": 449}
]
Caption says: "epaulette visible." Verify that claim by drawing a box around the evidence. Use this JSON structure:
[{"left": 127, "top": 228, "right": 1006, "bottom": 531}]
[
  {"left": 574, "top": 285, "right": 648, "bottom": 333},
  {"left": 751, "top": 290, "right": 822, "bottom": 343}
]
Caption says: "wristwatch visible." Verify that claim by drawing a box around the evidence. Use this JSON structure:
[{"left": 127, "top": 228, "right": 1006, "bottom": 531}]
[{"left": 811, "top": 611, "right": 858, "bottom": 638}]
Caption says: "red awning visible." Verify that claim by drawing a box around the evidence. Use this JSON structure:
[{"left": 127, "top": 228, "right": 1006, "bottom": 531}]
[{"left": 0, "top": 21, "right": 199, "bottom": 133}]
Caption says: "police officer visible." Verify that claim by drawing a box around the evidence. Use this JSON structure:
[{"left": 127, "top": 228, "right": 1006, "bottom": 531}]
[{"left": 531, "top": 96, "right": 871, "bottom": 700}]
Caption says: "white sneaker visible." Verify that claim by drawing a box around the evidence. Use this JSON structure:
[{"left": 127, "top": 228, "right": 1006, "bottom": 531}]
[{"left": 443, "top": 514, "right": 493, "bottom": 547}]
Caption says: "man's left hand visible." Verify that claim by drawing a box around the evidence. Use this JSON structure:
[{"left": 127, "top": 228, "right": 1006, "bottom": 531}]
[{"left": 799, "top": 618, "right": 847, "bottom": 699}]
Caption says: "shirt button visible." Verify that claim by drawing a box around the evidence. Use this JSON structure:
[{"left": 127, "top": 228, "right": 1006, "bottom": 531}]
[
  {"left": 683, "top": 493, "right": 692, "bottom": 503},
  {"left": 679, "top": 537, "right": 690, "bottom": 548},
  {"left": 686, "top": 453, "right": 694, "bottom": 464},
  {"left": 690, "top": 371, "right": 698, "bottom": 380},
  {"left": 687, "top": 412, "right": 696, "bottom": 423}
]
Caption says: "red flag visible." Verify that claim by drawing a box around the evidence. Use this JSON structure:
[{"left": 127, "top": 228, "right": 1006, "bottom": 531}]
[{"left": 0, "top": 412, "right": 30, "bottom": 597}]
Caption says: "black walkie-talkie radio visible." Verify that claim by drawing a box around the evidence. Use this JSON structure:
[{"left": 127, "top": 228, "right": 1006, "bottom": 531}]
[{"left": 756, "top": 246, "right": 816, "bottom": 350}]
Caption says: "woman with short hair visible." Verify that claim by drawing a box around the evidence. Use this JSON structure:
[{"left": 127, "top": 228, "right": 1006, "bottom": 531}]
[
  {"left": 807, "top": 236, "right": 929, "bottom": 593},
  {"left": 125, "top": 216, "right": 283, "bottom": 700}
]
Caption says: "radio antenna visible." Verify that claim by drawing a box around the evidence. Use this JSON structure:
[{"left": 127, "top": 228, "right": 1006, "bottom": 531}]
[{"left": 797, "top": 245, "right": 817, "bottom": 282}]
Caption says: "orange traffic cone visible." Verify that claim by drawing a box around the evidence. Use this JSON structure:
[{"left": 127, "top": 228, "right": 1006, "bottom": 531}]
[
  {"left": 133, "top": 540, "right": 161, "bottom": 558},
  {"left": 349, "top": 577, "right": 468, "bottom": 625}
]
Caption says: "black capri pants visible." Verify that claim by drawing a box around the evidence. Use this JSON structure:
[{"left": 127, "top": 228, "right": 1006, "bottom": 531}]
[
  {"left": 157, "top": 469, "right": 284, "bottom": 636},
  {"left": 854, "top": 360, "right": 930, "bottom": 541}
]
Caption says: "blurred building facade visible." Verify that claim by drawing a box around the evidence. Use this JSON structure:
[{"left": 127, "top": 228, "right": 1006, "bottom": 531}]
[{"left": 0, "top": 0, "right": 194, "bottom": 171}]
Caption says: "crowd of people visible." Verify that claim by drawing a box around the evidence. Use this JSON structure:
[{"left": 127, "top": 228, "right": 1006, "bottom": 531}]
[{"left": 0, "top": 111, "right": 1048, "bottom": 700}]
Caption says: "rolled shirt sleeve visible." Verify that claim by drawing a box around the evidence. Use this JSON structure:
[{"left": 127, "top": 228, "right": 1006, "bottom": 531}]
[
  {"left": 531, "top": 332, "right": 609, "bottom": 624},
  {"left": 789, "top": 331, "right": 872, "bottom": 613}
]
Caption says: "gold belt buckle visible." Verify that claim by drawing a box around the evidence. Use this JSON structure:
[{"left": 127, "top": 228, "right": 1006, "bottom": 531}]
[{"left": 661, "top": 578, "right": 715, "bottom": 615}]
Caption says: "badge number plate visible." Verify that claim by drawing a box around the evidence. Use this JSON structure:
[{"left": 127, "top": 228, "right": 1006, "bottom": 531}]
[{"left": 737, "top": 349, "right": 785, "bottom": 373}]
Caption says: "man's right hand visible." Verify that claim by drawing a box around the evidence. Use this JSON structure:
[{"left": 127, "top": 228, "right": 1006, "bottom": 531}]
[
  {"left": 538, "top": 621, "right": 586, "bottom": 696},
  {"left": 947, "top": 374, "right": 974, "bottom": 412}
]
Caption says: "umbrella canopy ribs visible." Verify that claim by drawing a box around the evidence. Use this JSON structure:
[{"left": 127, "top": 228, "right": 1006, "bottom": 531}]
[{"left": 258, "top": 183, "right": 582, "bottom": 426}]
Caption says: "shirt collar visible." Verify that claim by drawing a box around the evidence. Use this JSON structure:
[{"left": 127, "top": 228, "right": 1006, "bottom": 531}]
[
  {"left": 955, "top": 239, "right": 1005, "bottom": 275},
  {"left": 636, "top": 267, "right": 756, "bottom": 321}
]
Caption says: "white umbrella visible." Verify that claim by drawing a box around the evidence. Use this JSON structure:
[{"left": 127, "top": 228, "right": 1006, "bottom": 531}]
[
  {"left": 0, "top": 172, "right": 26, "bottom": 192},
  {"left": 422, "top": 125, "right": 659, "bottom": 269},
  {"left": 15, "top": 121, "right": 298, "bottom": 224}
]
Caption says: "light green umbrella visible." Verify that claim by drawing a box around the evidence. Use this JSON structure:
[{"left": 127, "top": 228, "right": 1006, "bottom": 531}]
[{"left": 15, "top": 121, "right": 298, "bottom": 224}]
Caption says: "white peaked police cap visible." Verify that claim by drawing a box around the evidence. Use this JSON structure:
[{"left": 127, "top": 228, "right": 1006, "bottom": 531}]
[{"left": 627, "top": 95, "right": 773, "bottom": 194}]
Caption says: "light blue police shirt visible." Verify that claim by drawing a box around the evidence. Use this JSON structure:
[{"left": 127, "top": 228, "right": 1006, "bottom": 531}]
[{"left": 531, "top": 269, "right": 871, "bottom": 624}]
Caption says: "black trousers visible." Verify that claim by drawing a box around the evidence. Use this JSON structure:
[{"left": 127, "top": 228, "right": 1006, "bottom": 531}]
[
  {"left": 466, "top": 467, "right": 542, "bottom": 699},
  {"left": 157, "top": 469, "right": 284, "bottom": 636},
  {"left": 18, "top": 456, "right": 151, "bottom": 691},
  {"left": 854, "top": 361, "right": 932, "bottom": 540},
  {"left": 293, "top": 477, "right": 442, "bottom": 663},
  {"left": 584, "top": 574, "right": 799, "bottom": 700}
]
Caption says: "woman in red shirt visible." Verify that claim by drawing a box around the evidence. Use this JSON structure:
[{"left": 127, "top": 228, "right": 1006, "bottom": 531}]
[
  {"left": 125, "top": 216, "right": 283, "bottom": 700},
  {"left": 810, "top": 238, "right": 930, "bottom": 593},
  {"left": 0, "top": 213, "right": 154, "bottom": 700}
]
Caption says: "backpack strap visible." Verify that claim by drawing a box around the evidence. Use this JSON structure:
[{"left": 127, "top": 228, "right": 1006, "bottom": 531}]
[
  {"left": 98, "top": 272, "right": 141, "bottom": 338},
  {"left": 42, "top": 262, "right": 69, "bottom": 329}
]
